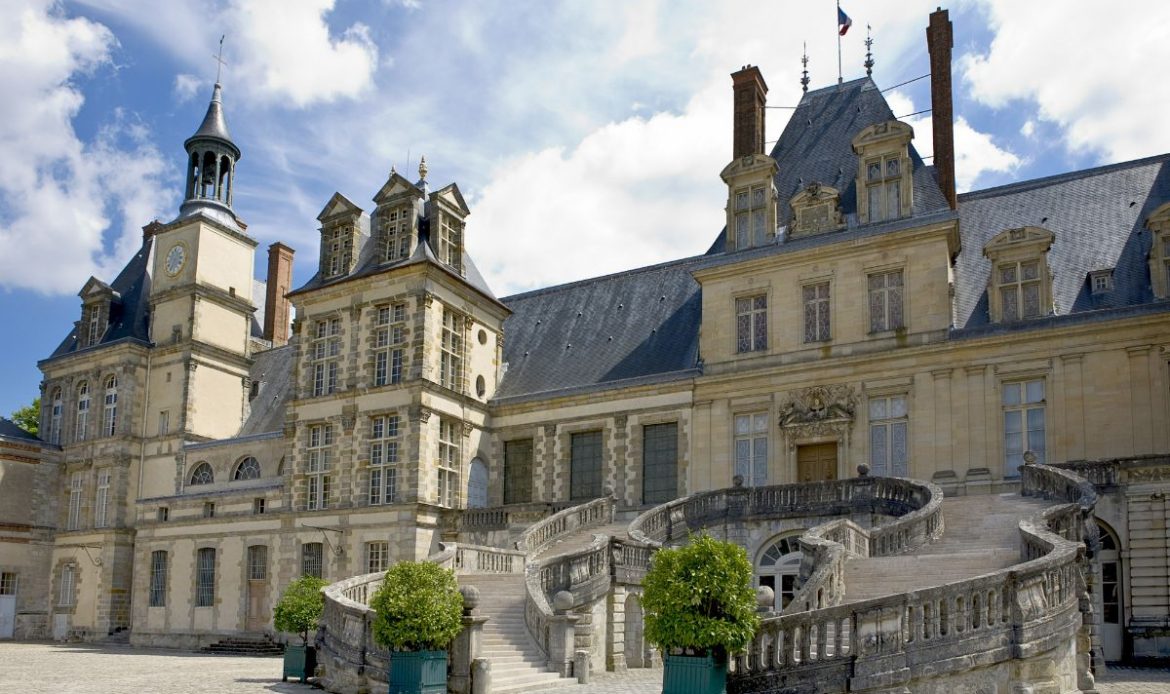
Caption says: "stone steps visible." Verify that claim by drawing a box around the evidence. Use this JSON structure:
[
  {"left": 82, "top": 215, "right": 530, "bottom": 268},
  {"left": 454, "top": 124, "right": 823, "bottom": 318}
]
[{"left": 200, "top": 636, "right": 283, "bottom": 657}]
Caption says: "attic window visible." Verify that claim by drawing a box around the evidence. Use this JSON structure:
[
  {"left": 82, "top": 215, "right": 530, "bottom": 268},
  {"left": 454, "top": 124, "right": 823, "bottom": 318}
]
[
  {"left": 789, "top": 182, "right": 843, "bottom": 238},
  {"left": 82, "top": 302, "right": 109, "bottom": 347},
  {"left": 322, "top": 223, "right": 354, "bottom": 278},
  {"left": 1089, "top": 270, "right": 1113, "bottom": 295},
  {"left": 851, "top": 120, "right": 914, "bottom": 225},
  {"left": 982, "top": 226, "right": 1055, "bottom": 323},
  {"left": 381, "top": 205, "right": 412, "bottom": 262},
  {"left": 1146, "top": 202, "right": 1170, "bottom": 299},
  {"left": 438, "top": 212, "right": 463, "bottom": 273}
]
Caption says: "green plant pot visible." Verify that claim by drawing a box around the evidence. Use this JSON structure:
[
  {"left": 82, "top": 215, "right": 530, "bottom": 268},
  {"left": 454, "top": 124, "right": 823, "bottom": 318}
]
[
  {"left": 282, "top": 644, "right": 317, "bottom": 683},
  {"left": 389, "top": 650, "right": 447, "bottom": 694},
  {"left": 663, "top": 653, "right": 727, "bottom": 694}
]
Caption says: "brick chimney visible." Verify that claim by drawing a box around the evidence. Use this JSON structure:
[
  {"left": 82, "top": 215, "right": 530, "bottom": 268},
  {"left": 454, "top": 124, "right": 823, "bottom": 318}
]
[
  {"left": 731, "top": 65, "right": 768, "bottom": 159},
  {"left": 927, "top": 7, "right": 957, "bottom": 209},
  {"left": 264, "top": 242, "right": 294, "bottom": 347}
]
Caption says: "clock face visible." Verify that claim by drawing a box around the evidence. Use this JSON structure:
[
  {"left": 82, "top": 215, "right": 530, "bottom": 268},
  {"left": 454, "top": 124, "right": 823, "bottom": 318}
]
[{"left": 165, "top": 243, "right": 186, "bottom": 276}]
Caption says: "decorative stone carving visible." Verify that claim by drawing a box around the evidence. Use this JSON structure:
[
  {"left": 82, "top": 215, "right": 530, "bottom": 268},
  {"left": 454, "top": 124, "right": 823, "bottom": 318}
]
[{"left": 777, "top": 384, "right": 857, "bottom": 444}]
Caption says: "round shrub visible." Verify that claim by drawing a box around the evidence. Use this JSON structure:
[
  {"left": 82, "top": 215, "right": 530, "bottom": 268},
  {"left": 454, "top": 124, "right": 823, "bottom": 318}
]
[
  {"left": 370, "top": 561, "right": 464, "bottom": 651},
  {"left": 273, "top": 575, "right": 329, "bottom": 645},
  {"left": 642, "top": 534, "right": 760, "bottom": 656}
]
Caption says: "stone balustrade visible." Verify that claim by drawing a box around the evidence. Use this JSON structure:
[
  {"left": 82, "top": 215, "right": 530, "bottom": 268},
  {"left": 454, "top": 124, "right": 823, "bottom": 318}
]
[
  {"left": 454, "top": 544, "right": 526, "bottom": 575},
  {"left": 516, "top": 496, "right": 615, "bottom": 555}
]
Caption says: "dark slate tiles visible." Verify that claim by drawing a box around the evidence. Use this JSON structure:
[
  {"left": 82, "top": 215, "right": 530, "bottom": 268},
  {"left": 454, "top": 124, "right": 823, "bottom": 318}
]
[{"left": 238, "top": 344, "right": 295, "bottom": 437}]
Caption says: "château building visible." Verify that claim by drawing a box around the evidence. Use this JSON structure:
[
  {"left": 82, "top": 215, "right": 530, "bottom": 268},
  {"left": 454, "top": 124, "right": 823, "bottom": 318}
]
[{"left": 3, "top": 7, "right": 1169, "bottom": 688}]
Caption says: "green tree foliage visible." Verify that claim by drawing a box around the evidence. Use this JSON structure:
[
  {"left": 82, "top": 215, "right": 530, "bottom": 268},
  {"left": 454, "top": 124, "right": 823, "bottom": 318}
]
[
  {"left": 273, "top": 575, "right": 329, "bottom": 645},
  {"left": 10, "top": 397, "right": 39, "bottom": 437},
  {"left": 370, "top": 561, "right": 463, "bottom": 651},
  {"left": 642, "top": 534, "right": 760, "bottom": 656}
]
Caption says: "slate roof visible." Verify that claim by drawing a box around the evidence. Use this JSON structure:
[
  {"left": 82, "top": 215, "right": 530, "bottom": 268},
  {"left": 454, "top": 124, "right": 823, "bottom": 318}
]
[
  {"left": 238, "top": 345, "right": 295, "bottom": 436},
  {"left": 185, "top": 83, "right": 237, "bottom": 152},
  {"left": 0, "top": 417, "right": 42, "bottom": 444},
  {"left": 44, "top": 236, "right": 155, "bottom": 362},
  {"left": 495, "top": 257, "right": 703, "bottom": 402},
  {"left": 954, "top": 154, "right": 1170, "bottom": 330}
]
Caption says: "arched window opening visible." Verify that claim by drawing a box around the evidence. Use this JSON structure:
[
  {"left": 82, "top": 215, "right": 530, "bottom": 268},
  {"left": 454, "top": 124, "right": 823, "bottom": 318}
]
[
  {"left": 49, "top": 388, "right": 63, "bottom": 445},
  {"left": 75, "top": 381, "right": 91, "bottom": 442},
  {"left": 200, "top": 151, "right": 217, "bottom": 198},
  {"left": 467, "top": 458, "right": 488, "bottom": 508},
  {"left": 103, "top": 375, "right": 118, "bottom": 437},
  {"left": 189, "top": 462, "right": 214, "bottom": 486},
  {"left": 1094, "top": 520, "right": 1124, "bottom": 661},
  {"left": 218, "top": 155, "right": 232, "bottom": 203},
  {"left": 234, "top": 456, "right": 262, "bottom": 481},
  {"left": 757, "top": 533, "right": 804, "bottom": 611}
]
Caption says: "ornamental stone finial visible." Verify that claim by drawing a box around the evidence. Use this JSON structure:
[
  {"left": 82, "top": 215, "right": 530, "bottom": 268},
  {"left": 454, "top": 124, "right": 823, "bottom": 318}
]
[{"left": 418, "top": 155, "right": 428, "bottom": 181}]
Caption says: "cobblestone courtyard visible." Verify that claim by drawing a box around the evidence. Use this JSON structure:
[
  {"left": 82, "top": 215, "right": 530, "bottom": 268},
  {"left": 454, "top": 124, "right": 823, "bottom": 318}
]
[{"left": 0, "top": 643, "right": 1166, "bottom": 693}]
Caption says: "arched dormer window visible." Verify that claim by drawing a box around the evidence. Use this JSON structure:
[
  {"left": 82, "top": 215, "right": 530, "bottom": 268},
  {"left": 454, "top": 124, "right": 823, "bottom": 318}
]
[
  {"left": 852, "top": 120, "right": 914, "bottom": 225},
  {"left": 983, "top": 226, "right": 1055, "bottom": 322},
  {"left": 102, "top": 375, "right": 118, "bottom": 437},
  {"left": 189, "top": 462, "right": 214, "bottom": 486},
  {"left": 234, "top": 456, "right": 262, "bottom": 480},
  {"left": 1146, "top": 202, "right": 1170, "bottom": 299},
  {"left": 49, "top": 388, "right": 63, "bottom": 445},
  {"left": 75, "top": 381, "right": 91, "bottom": 442}
]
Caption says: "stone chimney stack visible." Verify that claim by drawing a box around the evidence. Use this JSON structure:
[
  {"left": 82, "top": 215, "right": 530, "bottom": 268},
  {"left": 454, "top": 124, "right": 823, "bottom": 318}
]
[
  {"left": 264, "top": 242, "right": 294, "bottom": 347},
  {"left": 927, "top": 7, "right": 957, "bottom": 210},
  {"left": 731, "top": 65, "right": 768, "bottom": 160}
]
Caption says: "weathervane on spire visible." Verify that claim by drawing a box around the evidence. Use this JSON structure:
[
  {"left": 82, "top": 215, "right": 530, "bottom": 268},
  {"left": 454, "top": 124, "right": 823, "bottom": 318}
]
[
  {"left": 213, "top": 35, "right": 228, "bottom": 84},
  {"left": 864, "top": 25, "right": 875, "bottom": 77},
  {"left": 801, "top": 42, "right": 810, "bottom": 93}
]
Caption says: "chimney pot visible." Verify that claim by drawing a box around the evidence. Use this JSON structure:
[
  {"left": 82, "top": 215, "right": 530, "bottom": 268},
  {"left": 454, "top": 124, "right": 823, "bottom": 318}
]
[
  {"left": 927, "top": 8, "right": 957, "bottom": 209},
  {"left": 264, "top": 242, "right": 295, "bottom": 347}
]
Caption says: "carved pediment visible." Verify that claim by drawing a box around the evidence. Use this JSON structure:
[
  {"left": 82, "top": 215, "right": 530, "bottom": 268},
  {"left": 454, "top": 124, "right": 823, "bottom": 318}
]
[
  {"left": 1147, "top": 201, "right": 1170, "bottom": 231},
  {"left": 851, "top": 120, "right": 913, "bottom": 153},
  {"left": 79, "top": 276, "right": 115, "bottom": 301},
  {"left": 373, "top": 172, "right": 424, "bottom": 205},
  {"left": 431, "top": 183, "right": 470, "bottom": 216},
  {"left": 790, "top": 183, "right": 844, "bottom": 236},
  {"left": 778, "top": 384, "right": 858, "bottom": 427},
  {"left": 719, "top": 153, "right": 779, "bottom": 184},
  {"left": 983, "top": 226, "right": 1055, "bottom": 258},
  {"left": 316, "top": 191, "right": 364, "bottom": 223}
]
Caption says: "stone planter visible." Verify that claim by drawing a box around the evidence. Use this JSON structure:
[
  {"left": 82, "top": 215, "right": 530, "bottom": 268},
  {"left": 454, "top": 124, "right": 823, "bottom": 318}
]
[
  {"left": 663, "top": 653, "right": 726, "bottom": 694},
  {"left": 389, "top": 650, "right": 448, "bottom": 694},
  {"left": 282, "top": 644, "right": 317, "bottom": 683}
]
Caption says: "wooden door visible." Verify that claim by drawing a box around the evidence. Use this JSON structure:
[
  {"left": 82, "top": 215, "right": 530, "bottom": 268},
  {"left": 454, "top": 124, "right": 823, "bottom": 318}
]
[
  {"left": 797, "top": 443, "right": 838, "bottom": 482},
  {"left": 246, "top": 545, "right": 267, "bottom": 632}
]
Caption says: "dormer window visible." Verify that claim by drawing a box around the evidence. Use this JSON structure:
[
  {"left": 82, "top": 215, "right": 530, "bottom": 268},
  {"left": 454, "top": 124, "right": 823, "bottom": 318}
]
[
  {"left": 316, "top": 192, "right": 363, "bottom": 280},
  {"left": 380, "top": 206, "right": 413, "bottom": 262},
  {"left": 983, "top": 226, "right": 1055, "bottom": 323},
  {"left": 852, "top": 121, "right": 914, "bottom": 225},
  {"left": 789, "top": 183, "right": 843, "bottom": 238},
  {"left": 735, "top": 185, "right": 770, "bottom": 249},
  {"left": 323, "top": 224, "right": 352, "bottom": 278},
  {"left": 438, "top": 212, "right": 463, "bottom": 272},
  {"left": 1089, "top": 269, "right": 1113, "bottom": 295},
  {"left": 1146, "top": 202, "right": 1170, "bottom": 299},
  {"left": 84, "top": 304, "right": 106, "bottom": 347}
]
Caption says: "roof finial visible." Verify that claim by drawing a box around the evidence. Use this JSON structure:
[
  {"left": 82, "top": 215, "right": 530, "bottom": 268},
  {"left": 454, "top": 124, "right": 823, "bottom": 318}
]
[
  {"left": 864, "top": 25, "right": 875, "bottom": 77},
  {"left": 418, "top": 155, "right": 428, "bottom": 182},
  {"left": 800, "top": 41, "right": 810, "bottom": 93},
  {"left": 213, "top": 35, "right": 227, "bottom": 85}
]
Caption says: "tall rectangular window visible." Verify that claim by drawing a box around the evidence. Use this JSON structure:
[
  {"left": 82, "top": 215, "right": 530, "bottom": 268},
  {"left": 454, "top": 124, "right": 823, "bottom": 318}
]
[
  {"left": 59, "top": 564, "right": 75, "bottom": 606},
  {"left": 149, "top": 551, "right": 167, "bottom": 607},
  {"left": 440, "top": 309, "right": 464, "bottom": 392},
  {"left": 734, "top": 414, "right": 768, "bottom": 487},
  {"left": 735, "top": 295, "right": 768, "bottom": 353},
  {"left": 373, "top": 304, "right": 407, "bottom": 387},
  {"left": 998, "top": 261, "right": 1043, "bottom": 321},
  {"left": 67, "top": 471, "right": 84, "bottom": 531},
  {"left": 437, "top": 419, "right": 460, "bottom": 508},
  {"left": 503, "top": 439, "right": 534, "bottom": 505},
  {"left": 75, "top": 382, "right": 90, "bottom": 442},
  {"left": 868, "top": 270, "right": 904, "bottom": 332},
  {"left": 311, "top": 318, "right": 342, "bottom": 396},
  {"left": 865, "top": 156, "right": 902, "bottom": 223},
  {"left": 247, "top": 545, "right": 267, "bottom": 581},
  {"left": 307, "top": 424, "right": 333, "bottom": 510},
  {"left": 195, "top": 548, "right": 215, "bottom": 607},
  {"left": 438, "top": 213, "right": 462, "bottom": 270},
  {"left": 369, "top": 414, "right": 399, "bottom": 505},
  {"left": 382, "top": 207, "right": 410, "bottom": 261},
  {"left": 102, "top": 376, "right": 117, "bottom": 437},
  {"left": 734, "top": 185, "right": 768, "bottom": 249},
  {"left": 570, "top": 431, "right": 603, "bottom": 501},
  {"left": 1003, "top": 379, "right": 1045, "bottom": 476},
  {"left": 868, "top": 395, "right": 908, "bottom": 476},
  {"left": 642, "top": 423, "right": 678, "bottom": 505},
  {"left": 802, "top": 281, "right": 831, "bottom": 342},
  {"left": 366, "top": 541, "right": 389, "bottom": 574},
  {"left": 302, "top": 543, "right": 324, "bottom": 579},
  {"left": 94, "top": 469, "right": 110, "bottom": 528},
  {"left": 49, "top": 390, "right": 62, "bottom": 445}
]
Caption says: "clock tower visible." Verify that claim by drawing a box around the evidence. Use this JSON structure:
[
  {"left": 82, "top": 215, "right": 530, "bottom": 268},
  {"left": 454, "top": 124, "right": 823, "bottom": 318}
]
[{"left": 145, "top": 80, "right": 258, "bottom": 451}]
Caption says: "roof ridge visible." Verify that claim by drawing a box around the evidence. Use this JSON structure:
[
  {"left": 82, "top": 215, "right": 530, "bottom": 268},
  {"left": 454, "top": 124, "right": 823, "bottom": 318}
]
[
  {"left": 500, "top": 253, "right": 707, "bottom": 303},
  {"left": 800, "top": 76, "right": 873, "bottom": 100},
  {"left": 960, "top": 153, "right": 1170, "bottom": 201}
]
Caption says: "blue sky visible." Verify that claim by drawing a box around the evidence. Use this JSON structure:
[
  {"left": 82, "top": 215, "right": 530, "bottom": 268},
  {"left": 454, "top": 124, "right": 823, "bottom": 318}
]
[{"left": 2, "top": 0, "right": 1169, "bottom": 419}]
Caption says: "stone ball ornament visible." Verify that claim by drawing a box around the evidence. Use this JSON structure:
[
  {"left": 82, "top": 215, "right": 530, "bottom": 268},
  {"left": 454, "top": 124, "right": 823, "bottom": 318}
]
[
  {"left": 459, "top": 585, "right": 480, "bottom": 614},
  {"left": 552, "top": 590, "right": 574, "bottom": 613},
  {"left": 756, "top": 585, "right": 776, "bottom": 610}
]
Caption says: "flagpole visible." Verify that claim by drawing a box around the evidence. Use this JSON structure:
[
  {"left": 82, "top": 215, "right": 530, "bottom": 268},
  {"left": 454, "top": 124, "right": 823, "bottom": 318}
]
[{"left": 837, "top": 0, "right": 843, "bottom": 85}]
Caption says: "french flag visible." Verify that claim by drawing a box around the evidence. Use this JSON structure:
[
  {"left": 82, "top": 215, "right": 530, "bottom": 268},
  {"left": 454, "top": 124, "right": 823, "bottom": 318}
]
[{"left": 838, "top": 7, "right": 853, "bottom": 36}]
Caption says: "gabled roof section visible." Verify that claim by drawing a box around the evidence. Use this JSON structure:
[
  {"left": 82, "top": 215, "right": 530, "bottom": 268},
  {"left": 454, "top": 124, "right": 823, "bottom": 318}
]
[
  {"left": 317, "top": 192, "right": 363, "bottom": 222},
  {"left": 44, "top": 236, "right": 155, "bottom": 362},
  {"left": 0, "top": 417, "right": 42, "bottom": 444},
  {"left": 79, "top": 276, "right": 117, "bottom": 301},
  {"left": 431, "top": 182, "right": 470, "bottom": 216},
  {"left": 955, "top": 154, "right": 1170, "bottom": 329},
  {"left": 495, "top": 257, "right": 703, "bottom": 402},
  {"left": 238, "top": 345, "right": 294, "bottom": 436},
  {"left": 373, "top": 171, "right": 424, "bottom": 204}
]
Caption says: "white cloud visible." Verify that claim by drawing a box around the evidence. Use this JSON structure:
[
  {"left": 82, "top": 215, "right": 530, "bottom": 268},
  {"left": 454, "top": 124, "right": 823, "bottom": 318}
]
[
  {"left": 1020, "top": 120, "right": 1035, "bottom": 138},
  {"left": 173, "top": 73, "right": 203, "bottom": 102},
  {"left": 961, "top": 0, "right": 1170, "bottom": 162},
  {"left": 0, "top": 0, "right": 172, "bottom": 295}
]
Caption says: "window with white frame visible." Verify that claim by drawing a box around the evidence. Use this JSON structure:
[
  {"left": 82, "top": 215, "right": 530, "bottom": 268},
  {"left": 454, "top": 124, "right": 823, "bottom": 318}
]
[
  {"left": 381, "top": 206, "right": 411, "bottom": 262},
  {"left": 868, "top": 270, "right": 904, "bottom": 332},
  {"left": 85, "top": 304, "right": 105, "bottom": 347},
  {"left": 734, "top": 413, "right": 769, "bottom": 487},
  {"left": 868, "top": 395, "right": 908, "bottom": 476},
  {"left": 373, "top": 304, "right": 407, "bottom": 387},
  {"left": 437, "top": 419, "right": 460, "bottom": 508},
  {"left": 734, "top": 185, "right": 769, "bottom": 250},
  {"left": 865, "top": 155, "right": 903, "bottom": 223},
  {"left": 1003, "top": 379, "right": 1046, "bottom": 477},
  {"left": 247, "top": 545, "right": 267, "bottom": 581},
  {"left": 366, "top": 541, "right": 389, "bottom": 574},
  {"left": 301, "top": 542, "right": 324, "bottom": 579},
  {"left": 102, "top": 375, "right": 117, "bottom": 437},
  {"left": 234, "top": 457, "right": 261, "bottom": 480},
  {"left": 195, "top": 548, "right": 215, "bottom": 607},
  {"left": 67, "top": 471, "right": 84, "bottom": 530},
  {"left": 324, "top": 224, "right": 352, "bottom": 278},
  {"left": 311, "top": 317, "right": 342, "bottom": 396},
  {"left": 802, "top": 281, "right": 831, "bottom": 342},
  {"left": 149, "top": 550, "right": 167, "bottom": 607},
  {"left": 368, "top": 414, "right": 399, "bottom": 505},
  {"left": 59, "top": 564, "right": 75, "bottom": 606},
  {"left": 1090, "top": 269, "right": 1113, "bottom": 295},
  {"left": 438, "top": 213, "right": 462, "bottom": 271},
  {"left": 307, "top": 424, "right": 333, "bottom": 510},
  {"left": 49, "top": 388, "right": 62, "bottom": 445},
  {"left": 440, "top": 309, "right": 464, "bottom": 392},
  {"left": 0, "top": 572, "right": 16, "bottom": 596},
  {"left": 997, "top": 261, "right": 1043, "bottom": 321},
  {"left": 735, "top": 294, "right": 767, "bottom": 353},
  {"left": 75, "top": 382, "right": 90, "bottom": 442},
  {"left": 94, "top": 468, "right": 111, "bottom": 528},
  {"left": 189, "top": 462, "right": 214, "bottom": 485}
]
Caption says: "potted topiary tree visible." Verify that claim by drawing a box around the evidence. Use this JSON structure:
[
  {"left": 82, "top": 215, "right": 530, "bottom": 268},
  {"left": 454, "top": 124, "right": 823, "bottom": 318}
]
[
  {"left": 273, "top": 574, "right": 328, "bottom": 683},
  {"left": 642, "top": 534, "right": 760, "bottom": 694},
  {"left": 370, "top": 560, "right": 464, "bottom": 694}
]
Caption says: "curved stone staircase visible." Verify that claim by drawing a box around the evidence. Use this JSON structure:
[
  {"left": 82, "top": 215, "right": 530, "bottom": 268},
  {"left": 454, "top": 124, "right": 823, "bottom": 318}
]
[{"left": 459, "top": 574, "right": 564, "bottom": 694}]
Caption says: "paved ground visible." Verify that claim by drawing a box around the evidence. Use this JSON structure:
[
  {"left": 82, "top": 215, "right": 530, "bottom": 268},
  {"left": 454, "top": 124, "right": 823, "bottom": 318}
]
[{"left": 0, "top": 642, "right": 1167, "bottom": 693}]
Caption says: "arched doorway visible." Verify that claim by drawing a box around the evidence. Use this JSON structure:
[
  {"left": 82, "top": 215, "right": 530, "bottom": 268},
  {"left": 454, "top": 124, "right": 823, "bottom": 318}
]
[
  {"left": 467, "top": 458, "right": 488, "bottom": 508},
  {"left": 1096, "top": 520, "right": 1123, "bottom": 661},
  {"left": 757, "top": 533, "right": 804, "bottom": 611}
]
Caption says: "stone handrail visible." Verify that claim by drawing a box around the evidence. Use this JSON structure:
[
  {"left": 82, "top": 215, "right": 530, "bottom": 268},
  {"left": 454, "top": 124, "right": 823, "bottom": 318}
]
[
  {"left": 455, "top": 500, "right": 577, "bottom": 532},
  {"left": 454, "top": 543, "right": 526, "bottom": 575},
  {"left": 1052, "top": 454, "right": 1170, "bottom": 490},
  {"left": 516, "top": 495, "right": 615, "bottom": 555},
  {"left": 731, "top": 467, "right": 1092, "bottom": 694},
  {"left": 784, "top": 519, "right": 864, "bottom": 614}
]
